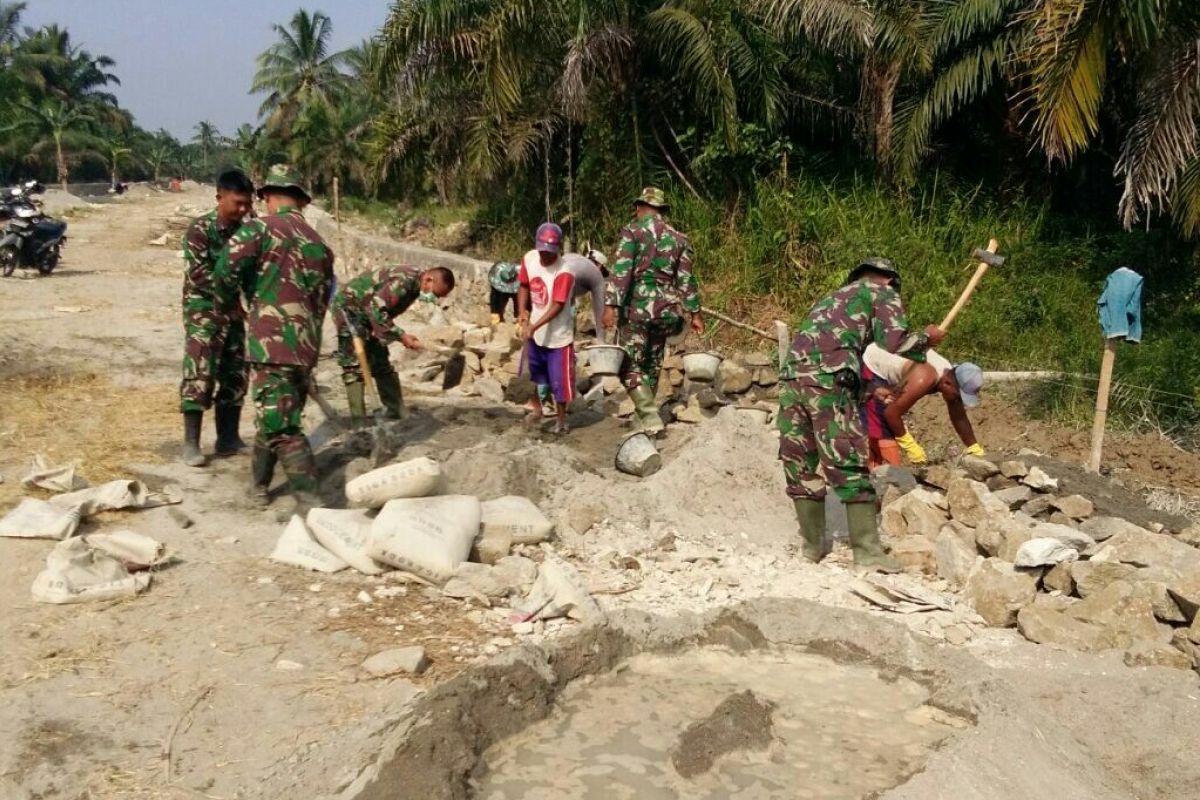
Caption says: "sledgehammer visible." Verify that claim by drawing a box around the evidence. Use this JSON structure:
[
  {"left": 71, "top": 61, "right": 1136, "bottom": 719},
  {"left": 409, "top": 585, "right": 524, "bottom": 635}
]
[{"left": 939, "top": 239, "right": 1004, "bottom": 332}]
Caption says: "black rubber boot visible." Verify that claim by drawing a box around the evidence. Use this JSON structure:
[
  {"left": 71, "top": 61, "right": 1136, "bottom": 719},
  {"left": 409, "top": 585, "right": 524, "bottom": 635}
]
[
  {"left": 250, "top": 445, "right": 276, "bottom": 508},
  {"left": 213, "top": 404, "right": 247, "bottom": 455},
  {"left": 181, "top": 411, "right": 206, "bottom": 467},
  {"left": 345, "top": 381, "right": 367, "bottom": 428},
  {"left": 376, "top": 372, "right": 405, "bottom": 420},
  {"left": 793, "top": 498, "right": 830, "bottom": 563}
]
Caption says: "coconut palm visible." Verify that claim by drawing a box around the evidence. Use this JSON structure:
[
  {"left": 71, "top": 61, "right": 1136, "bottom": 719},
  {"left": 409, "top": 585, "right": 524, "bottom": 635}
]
[
  {"left": 251, "top": 9, "right": 347, "bottom": 135},
  {"left": 143, "top": 129, "right": 179, "bottom": 184},
  {"left": 4, "top": 98, "right": 99, "bottom": 189},
  {"left": 99, "top": 134, "right": 134, "bottom": 185},
  {"left": 192, "top": 120, "right": 221, "bottom": 173}
]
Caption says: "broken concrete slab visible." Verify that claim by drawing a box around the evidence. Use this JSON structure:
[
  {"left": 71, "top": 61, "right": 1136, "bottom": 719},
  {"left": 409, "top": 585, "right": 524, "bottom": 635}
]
[{"left": 965, "top": 558, "right": 1039, "bottom": 627}]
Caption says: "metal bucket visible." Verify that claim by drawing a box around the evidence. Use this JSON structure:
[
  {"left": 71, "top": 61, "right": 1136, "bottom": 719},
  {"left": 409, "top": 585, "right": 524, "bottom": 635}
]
[
  {"left": 615, "top": 432, "right": 661, "bottom": 477},
  {"left": 585, "top": 345, "right": 626, "bottom": 376},
  {"left": 682, "top": 351, "right": 723, "bottom": 382}
]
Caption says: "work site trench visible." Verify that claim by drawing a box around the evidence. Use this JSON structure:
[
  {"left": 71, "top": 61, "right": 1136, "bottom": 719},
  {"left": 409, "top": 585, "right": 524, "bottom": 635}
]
[{"left": 338, "top": 598, "right": 1200, "bottom": 800}]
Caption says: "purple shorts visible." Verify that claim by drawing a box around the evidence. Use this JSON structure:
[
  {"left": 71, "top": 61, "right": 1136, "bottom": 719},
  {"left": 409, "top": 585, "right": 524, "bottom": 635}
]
[{"left": 525, "top": 341, "right": 576, "bottom": 404}]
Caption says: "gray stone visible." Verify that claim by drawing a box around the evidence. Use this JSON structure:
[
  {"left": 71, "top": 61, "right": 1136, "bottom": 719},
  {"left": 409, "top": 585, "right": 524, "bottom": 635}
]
[
  {"left": 947, "top": 478, "right": 1009, "bottom": 528},
  {"left": 1079, "top": 516, "right": 1150, "bottom": 543},
  {"left": 362, "top": 646, "right": 429, "bottom": 677},
  {"left": 921, "top": 465, "right": 954, "bottom": 491},
  {"left": 476, "top": 377, "right": 505, "bottom": 404},
  {"left": 1021, "top": 495, "right": 1056, "bottom": 517},
  {"left": 934, "top": 526, "right": 978, "bottom": 587},
  {"left": 1166, "top": 566, "right": 1200, "bottom": 621},
  {"left": 675, "top": 396, "right": 705, "bottom": 423},
  {"left": 1030, "top": 522, "right": 1095, "bottom": 553},
  {"left": 998, "top": 521, "right": 1037, "bottom": 563},
  {"left": 753, "top": 367, "right": 779, "bottom": 386},
  {"left": 993, "top": 485, "right": 1033, "bottom": 509},
  {"left": 1071, "top": 561, "right": 1137, "bottom": 598},
  {"left": 975, "top": 514, "right": 1034, "bottom": 558},
  {"left": 473, "top": 525, "right": 513, "bottom": 565},
  {"left": 1014, "top": 538, "right": 1080, "bottom": 568},
  {"left": 1091, "top": 529, "right": 1200, "bottom": 571},
  {"left": 961, "top": 455, "right": 1000, "bottom": 481},
  {"left": 1017, "top": 606, "right": 1113, "bottom": 652},
  {"left": 1043, "top": 562, "right": 1074, "bottom": 594},
  {"left": 1176, "top": 525, "right": 1200, "bottom": 548},
  {"left": 1051, "top": 494, "right": 1094, "bottom": 520},
  {"left": 1069, "top": 580, "right": 1171, "bottom": 647},
  {"left": 872, "top": 465, "right": 917, "bottom": 495},
  {"left": 892, "top": 535, "right": 937, "bottom": 574},
  {"left": 965, "top": 558, "right": 1039, "bottom": 627},
  {"left": 999, "top": 460, "right": 1029, "bottom": 479},
  {"left": 1123, "top": 641, "right": 1194, "bottom": 670},
  {"left": 1022, "top": 466, "right": 1059, "bottom": 492},
  {"left": 718, "top": 360, "right": 753, "bottom": 394},
  {"left": 1047, "top": 512, "right": 1076, "bottom": 527},
  {"left": 899, "top": 492, "right": 951, "bottom": 539},
  {"left": 742, "top": 351, "right": 772, "bottom": 368},
  {"left": 986, "top": 475, "right": 1018, "bottom": 492}
]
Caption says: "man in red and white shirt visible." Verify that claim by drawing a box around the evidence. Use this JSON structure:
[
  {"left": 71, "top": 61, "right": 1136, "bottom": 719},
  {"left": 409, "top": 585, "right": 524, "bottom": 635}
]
[{"left": 517, "top": 222, "right": 576, "bottom": 434}]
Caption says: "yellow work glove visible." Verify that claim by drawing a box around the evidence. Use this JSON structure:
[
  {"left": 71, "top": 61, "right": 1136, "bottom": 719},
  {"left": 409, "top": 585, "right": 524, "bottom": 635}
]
[
  {"left": 964, "top": 443, "right": 986, "bottom": 457},
  {"left": 895, "top": 432, "right": 927, "bottom": 464}
]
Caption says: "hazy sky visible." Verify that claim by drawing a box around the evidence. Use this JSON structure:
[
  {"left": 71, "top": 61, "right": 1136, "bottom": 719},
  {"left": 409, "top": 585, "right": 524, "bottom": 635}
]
[{"left": 21, "top": 0, "right": 391, "bottom": 140}]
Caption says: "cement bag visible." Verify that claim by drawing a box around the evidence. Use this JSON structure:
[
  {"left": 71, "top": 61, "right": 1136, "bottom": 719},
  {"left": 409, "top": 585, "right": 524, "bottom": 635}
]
[
  {"left": 23, "top": 453, "right": 88, "bottom": 493},
  {"left": 50, "top": 479, "right": 180, "bottom": 517},
  {"left": 31, "top": 537, "right": 151, "bottom": 604},
  {"left": 83, "top": 530, "right": 170, "bottom": 570},
  {"left": 0, "top": 498, "right": 81, "bottom": 539},
  {"left": 306, "top": 507, "right": 384, "bottom": 575},
  {"left": 270, "top": 515, "right": 348, "bottom": 573},
  {"left": 346, "top": 457, "right": 443, "bottom": 508},
  {"left": 368, "top": 495, "right": 482, "bottom": 584},
  {"left": 480, "top": 496, "right": 554, "bottom": 545},
  {"left": 515, "top": 547, "right": 603, "bottom": 623}
]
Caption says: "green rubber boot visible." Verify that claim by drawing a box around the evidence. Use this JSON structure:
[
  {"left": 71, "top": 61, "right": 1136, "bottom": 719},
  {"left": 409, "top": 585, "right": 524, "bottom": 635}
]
[
  {"left": 629, "top": 386, "right": 665, "bottom": 435},
  {"left": 846, "top": 501, "right": 903, "bottom": 573},
  {"left": 213, "top": 404, "right": 247, "bottom": 455},
  {"left": 181, "top": 411, "right": 206, "bottom": 467},
  {"left": 792, "top": 498, "right": 829, "bottom": 563},
  {"left": 345, "top": 381, "right": 368, "bottom": 428},
  {"left": 250, "top": 445, "right": 276, "bottom": 508},
  {"left": 278, "top": 445, "right": 322, "bottom": 521},
  {"left": 376, "top": 372, "right": 405, "bottom": 420}
]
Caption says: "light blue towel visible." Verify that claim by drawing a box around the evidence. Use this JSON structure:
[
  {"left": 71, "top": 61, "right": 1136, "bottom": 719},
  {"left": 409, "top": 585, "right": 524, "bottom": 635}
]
[{"left": 1098, "top": 267, "right": 1142, "bottom": 343}]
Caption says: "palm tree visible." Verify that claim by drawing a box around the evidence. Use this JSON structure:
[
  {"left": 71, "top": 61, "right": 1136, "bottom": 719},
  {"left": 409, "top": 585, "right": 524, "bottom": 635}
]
[
  {"left": 5, "top": 98, "right": 99, "bottom": 189},
  {"left": 100, "top": 134, "right": 134, "bottom": 185},
  {"left": 143, "top": 129, "right": 179, "bottom": 184},
  {"left": 251, "top": 9, "right": 347, "bottom": 135},
  {"left": 192, "top": 120, "right": 221, "bottom": 173},
  {"left": 0, "top": 1, "right": 24, "bottom": 57}
]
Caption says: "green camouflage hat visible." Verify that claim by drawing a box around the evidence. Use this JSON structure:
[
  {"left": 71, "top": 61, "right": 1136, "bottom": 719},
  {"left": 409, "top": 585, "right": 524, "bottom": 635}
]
[
  {"left": 846, "top": 256, "right": 901, "bottom": 287},
  {"left": 258, "top": 163, "right": 311, "bottom": 202},
  {"left": 634, "top": 186, "right": 669, "bottom": 210}
]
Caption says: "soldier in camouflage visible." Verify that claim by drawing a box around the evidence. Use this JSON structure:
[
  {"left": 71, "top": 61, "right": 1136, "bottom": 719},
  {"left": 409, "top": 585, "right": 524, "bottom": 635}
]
[
  {"left": 179, "top": 169, "right": 255, "bottom": 467},
  {"left": 602, "top": 187, "right": 703, "bottom": 435},
  {"left": 212, "top": 164, "right": 335, "bottom": 514},
  {"left": 331, "top": 265, "right": 456, "bottom": 426},
  {"left": 779, "top": 257, "right": 945, "bottom": 572}
]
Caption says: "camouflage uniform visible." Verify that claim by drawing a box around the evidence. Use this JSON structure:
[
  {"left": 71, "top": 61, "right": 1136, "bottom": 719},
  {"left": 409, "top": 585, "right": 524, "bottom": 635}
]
[
  {"left": 330, "top": 266, "right": 420, "bottom": 415},
  {"left": 180, "top": 210, "right": 246, "bottom": 412},
  {"left": 213, "top": 201, "right": 334, "bottom": 494},
  {"left": 779, "top": 279, "right": 928, "bottom": 503},
  {"left": 605, "top": 211, "right": 701, "bottom": 393}
]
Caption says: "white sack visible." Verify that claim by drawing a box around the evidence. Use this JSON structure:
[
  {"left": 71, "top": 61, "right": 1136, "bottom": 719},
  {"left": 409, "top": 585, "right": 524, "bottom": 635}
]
[
  {"left": 368, "top": 495, "right": 481, "bottom": 584},
  {"left": 82, "top": 530, "right": 169, "bottom": 570},
  {"left": 345, "top": 457, "right": 442, "bottom": 508},
  {"left": 515, "top": 547, "right": 603, "bottom": 623},
  {"left": 306, "top": 507, "right": 384, "bottom": 575},
  {"left": 22, "top": 453, "right": 88, "bottom": 493},
  {"left": 31, "top": 537, "right": 151, "bottom": 604},
  {"left": 0, "top": 498, "right": 81, "bottom": 539},
  {"left": 270, "top": 515, "right": 348, "bottom": 573},
  {"left": 480, "top": 496, "right": 554, "bottom": 545},
  {"left": 50, "top": 479, "right": 180, "bottom": 517}
]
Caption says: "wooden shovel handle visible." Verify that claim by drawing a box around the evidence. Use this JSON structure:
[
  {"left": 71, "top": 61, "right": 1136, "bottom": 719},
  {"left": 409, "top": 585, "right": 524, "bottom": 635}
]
[
  {"left": 352, "top": 335, "right": 378, "bottom": 403},
  {"left": 940, "top": 238, "right": 999, "bottom": 332}
]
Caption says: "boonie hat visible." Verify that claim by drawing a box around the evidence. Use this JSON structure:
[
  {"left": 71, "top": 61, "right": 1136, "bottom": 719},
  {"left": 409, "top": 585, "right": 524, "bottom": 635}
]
[
  {"left": 635, "top": 186, "right": 669, "bottom": 210},
  {"left": 846, "top": 256, "right": 901, "bottom": 288},
  {"left": 954, "top": 362, "right": 984, "bottom": 408},
  {"left": 258, "top": 163, "right": 311, "bottom": 202},
  {"left": 534, "top": 222, "right": 563, "bottom": 254}
]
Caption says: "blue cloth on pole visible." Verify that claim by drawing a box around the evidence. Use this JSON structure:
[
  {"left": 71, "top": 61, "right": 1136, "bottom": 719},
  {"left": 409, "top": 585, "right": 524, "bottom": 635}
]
[{"left": 1097, "top": 267, "right": 1143, "bottom": 343}]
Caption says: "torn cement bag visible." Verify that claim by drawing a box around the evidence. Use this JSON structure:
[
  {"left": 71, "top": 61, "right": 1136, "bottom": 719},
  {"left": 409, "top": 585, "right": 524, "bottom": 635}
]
[
  {"left": 368, "top": 495, "right": 481, "bottom": 584},
  {"left": 22, "top": 453, "right": 88, "bottom": 493},
  {"left": 306, "top": 507, "right": 384, "bottom": 575},
  {"left": 31, "top": 537, "right": 152, "bottom": 604},
  {"left": 480, "top": 496, "right": 554, "bottom": 545},
  {"left": 514, "top": 548, "right": 604, "bottom": 623},
  {"left": 0, "top": 498, "right": 81, "bottom": 539},
  {"left": 270, "top": 515, "right": 348, "bottom": 573},
  {"left": 82, "top": 530, "right": 170, "bottom": 571},
  {"left": 50, "top": 479, "right": 180, "bottom": 517},
  {"left": 345, "top": 457, "right": 442, "bottom": 508}
]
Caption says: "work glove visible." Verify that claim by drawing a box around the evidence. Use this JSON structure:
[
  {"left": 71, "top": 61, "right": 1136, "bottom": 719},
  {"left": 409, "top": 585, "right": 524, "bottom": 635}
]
[
  {"left": 895, "top": 432, "right": 927, "bottom": 464},
  {"left": 964, "top": 442, "right": 986, "bottom": 457}
]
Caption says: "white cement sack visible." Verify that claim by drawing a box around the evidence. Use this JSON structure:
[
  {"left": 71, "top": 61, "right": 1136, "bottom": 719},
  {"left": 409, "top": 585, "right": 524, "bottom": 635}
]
[
  {"left": 50, "top": 479, "right": 180, "bottom": 517},
  {"left": 0, "top": 497, "right": 81, "bottom": 539},
  {"left": 83, "top": 530, "right": 169, "bottom": 570},
  {"left": 31, "top": 537, "right": 151, "bottom": 604},
  {"left": 306, "top": 507, "right": 384, "bottom": 575},
  {"left": 345, "top": 457, "right": 442, "bottom": 508},
  {"left": 368, "top": 495, "right": 482, "bottom": 584},
  {"left": 515, "top": 547, "right": 603, "bottom": 623},
  {"left": 270, "top": 515, "right": 348, "bottom": 573},
  {"left": 23, "top": 453, "right": 88, "bottom": 493},
  {"left": 480, "top": 496, "right": 554, "bottom": 545}
]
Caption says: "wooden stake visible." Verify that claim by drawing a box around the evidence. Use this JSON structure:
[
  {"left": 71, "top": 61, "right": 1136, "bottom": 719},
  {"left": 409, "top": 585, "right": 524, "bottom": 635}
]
[
  {"left": 332, "top": 176, "right": 341, "bottom": 231},
  {"left": 1087, "top": 338, "right": 1118, "bottom": 473}
]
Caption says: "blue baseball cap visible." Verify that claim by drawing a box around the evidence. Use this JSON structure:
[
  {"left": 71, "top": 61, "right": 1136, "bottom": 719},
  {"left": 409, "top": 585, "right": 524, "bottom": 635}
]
[
  {"left": 954, "top": 363, "right": 984, "bottom": 408},
  {"left": 534, "top": 222, "right": 563, "bottom": 254}
]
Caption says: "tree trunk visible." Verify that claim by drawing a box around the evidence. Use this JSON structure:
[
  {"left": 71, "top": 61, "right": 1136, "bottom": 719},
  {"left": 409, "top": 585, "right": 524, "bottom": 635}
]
[
  {"left": 543, "top": 138, "right": 552, "bottom": 221},
  {"left": 55, "top": 134, "right": 68, "bottom": 192},
  {"left": 111, "top": 163, "right": 119, "bottom": 186},
  {"left": 864, "top": 55, "right": 902, "bottom": 175}
]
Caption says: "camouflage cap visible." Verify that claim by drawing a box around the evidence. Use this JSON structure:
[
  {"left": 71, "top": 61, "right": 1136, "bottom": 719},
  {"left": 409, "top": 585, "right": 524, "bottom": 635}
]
[
  {"left": 634, "top": 186, "right": 669, "bottom": 210},
  {"left": 258, "top": 163, "right": 311, "bottom": 202},
  {"left": 846, "top": 256, "right": 901, "bottom": 287}
]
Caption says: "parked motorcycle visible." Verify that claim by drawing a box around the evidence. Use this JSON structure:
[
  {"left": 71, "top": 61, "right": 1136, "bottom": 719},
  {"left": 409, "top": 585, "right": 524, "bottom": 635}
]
[{"left": 0, "top": 181, "right": 67, "bottom": 277}]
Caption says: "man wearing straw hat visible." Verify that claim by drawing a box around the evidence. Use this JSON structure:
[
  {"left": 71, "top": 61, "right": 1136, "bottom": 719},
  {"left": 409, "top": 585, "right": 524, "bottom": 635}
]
[{"left": 602, "top": 187, "right": 704, "bottom": 435}]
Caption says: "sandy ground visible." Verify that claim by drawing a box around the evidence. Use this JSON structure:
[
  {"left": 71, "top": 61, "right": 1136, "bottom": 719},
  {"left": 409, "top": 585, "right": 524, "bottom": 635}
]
[{"left": 1, "top": 187, "right": 1199, "bottom": 800}]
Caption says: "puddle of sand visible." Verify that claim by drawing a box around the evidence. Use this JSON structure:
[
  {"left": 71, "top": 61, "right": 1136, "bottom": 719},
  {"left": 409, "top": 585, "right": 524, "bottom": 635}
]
[{"left": 472, "top": 647, "right": 968, "bottom": 800}]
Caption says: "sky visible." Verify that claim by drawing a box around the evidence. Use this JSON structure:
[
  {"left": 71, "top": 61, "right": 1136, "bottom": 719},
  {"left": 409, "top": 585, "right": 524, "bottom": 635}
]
[{"left": 21, "top": 0, "right": 391, "bottom": 140}]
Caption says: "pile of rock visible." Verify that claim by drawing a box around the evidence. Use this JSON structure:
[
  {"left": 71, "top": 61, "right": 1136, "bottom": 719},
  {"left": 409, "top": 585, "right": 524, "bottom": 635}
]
[{"left": 881, "top": 455, "right": 1200, "bottom": 670}]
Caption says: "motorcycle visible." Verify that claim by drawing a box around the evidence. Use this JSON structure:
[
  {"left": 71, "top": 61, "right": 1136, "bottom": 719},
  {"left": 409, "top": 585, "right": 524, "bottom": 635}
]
[{"left": 0, "top": 181, "right": 67, "bottom": 277}]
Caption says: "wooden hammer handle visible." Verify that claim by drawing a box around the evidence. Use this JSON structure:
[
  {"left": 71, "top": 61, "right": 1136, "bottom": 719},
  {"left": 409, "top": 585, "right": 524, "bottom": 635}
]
[
  {"left": 939, "top": 238, "right": 999, "bottom": 331},
  {"left": 352, "top": 335, "right": 379, "bottom": 403}
]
